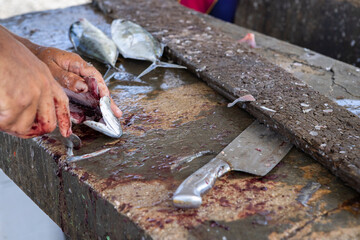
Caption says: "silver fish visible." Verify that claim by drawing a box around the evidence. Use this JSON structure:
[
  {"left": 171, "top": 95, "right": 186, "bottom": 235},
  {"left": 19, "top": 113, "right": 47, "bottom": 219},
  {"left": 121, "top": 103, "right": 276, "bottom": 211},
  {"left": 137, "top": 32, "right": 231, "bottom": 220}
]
[
  {"left": 69, "top": 18, "right": 118, "bottom": 67},
  {"left": 58, "top": 132, "right": 116, "bottom": 163},
  {"left": 83, "top": 96, "right": 123, "bottom": 138},
  {"left": 111, "top": 19, "right": 187, "bottom": 79}
]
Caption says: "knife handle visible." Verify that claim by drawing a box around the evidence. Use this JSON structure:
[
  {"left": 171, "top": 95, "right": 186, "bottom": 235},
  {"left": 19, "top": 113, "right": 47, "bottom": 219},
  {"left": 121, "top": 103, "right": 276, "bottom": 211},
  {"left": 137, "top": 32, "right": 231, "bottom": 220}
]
[{"left": 173, "top": 158, "right": 231, "bottom": 209}]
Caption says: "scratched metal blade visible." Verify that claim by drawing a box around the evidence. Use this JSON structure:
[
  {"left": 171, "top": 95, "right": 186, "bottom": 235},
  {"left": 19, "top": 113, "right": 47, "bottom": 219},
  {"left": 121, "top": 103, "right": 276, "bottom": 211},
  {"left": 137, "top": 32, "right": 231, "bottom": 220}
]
[{"left": 216, "top": 121, "right": 293, "bottom": 176}]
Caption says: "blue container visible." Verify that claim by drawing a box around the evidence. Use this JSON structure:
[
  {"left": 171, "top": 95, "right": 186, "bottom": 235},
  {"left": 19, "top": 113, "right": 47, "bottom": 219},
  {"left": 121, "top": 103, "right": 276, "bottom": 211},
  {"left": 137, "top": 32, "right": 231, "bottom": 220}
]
[{"left": 210, "top": 0, "right": 239, "bottom": 23}]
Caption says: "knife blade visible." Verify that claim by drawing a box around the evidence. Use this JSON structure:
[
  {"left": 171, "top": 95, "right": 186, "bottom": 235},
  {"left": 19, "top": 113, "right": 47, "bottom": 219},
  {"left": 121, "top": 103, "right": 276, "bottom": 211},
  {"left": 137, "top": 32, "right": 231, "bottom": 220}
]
[{"left": 173, "top": 120, "right": 293, "bottom": 208}]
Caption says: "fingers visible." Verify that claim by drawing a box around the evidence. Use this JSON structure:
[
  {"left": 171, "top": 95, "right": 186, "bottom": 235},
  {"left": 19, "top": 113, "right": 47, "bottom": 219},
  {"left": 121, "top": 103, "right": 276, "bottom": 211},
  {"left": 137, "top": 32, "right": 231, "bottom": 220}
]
[
  {"left": 49, "top": 50, "right": 123, "bottom": 119},
  {"left": 51, "top": 80, "right": 72, "bottom": 137},
  {"left": 48, "top": 61, "right": 88, "bottom": 93},
  {"left": 26, "top": 80, "right": 71, "bottom": 138},
  {"left": 73, "top": 57, "right": 123, "bottom": 118},
  {"left": 0, "top": 95, "right": 56, "bottom": 139},
  {"left": 0, "top": 101, "right": 38, "bottom": 138},
  {"left": 110, "top": 98, "right": 123, "bottom": 118},
  {"left": 28, "top": 88, "right": 57, "bottom": 136},
  {"left": 3, "top": 80, "right": 64, "bottom": 138},
  {"left": 0, "top": 86, "right": 40, "bottom": 137},
  {"left": 77, "top": 59, "right": 108, "bottom": 94}
]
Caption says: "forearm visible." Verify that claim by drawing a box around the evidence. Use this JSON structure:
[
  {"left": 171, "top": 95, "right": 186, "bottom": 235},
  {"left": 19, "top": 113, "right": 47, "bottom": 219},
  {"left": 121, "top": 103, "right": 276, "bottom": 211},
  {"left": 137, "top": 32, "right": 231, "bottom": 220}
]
[
  {"left": 0, "top": 26, "right": 27, "bottom": 74},
  {"left": 0, "top": 25, "right": 44, "bottom": 56}
]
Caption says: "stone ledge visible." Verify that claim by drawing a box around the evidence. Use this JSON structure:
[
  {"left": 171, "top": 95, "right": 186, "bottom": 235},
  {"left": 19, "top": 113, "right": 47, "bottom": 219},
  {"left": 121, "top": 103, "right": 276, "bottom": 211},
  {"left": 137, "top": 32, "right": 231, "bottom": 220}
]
[
  {"left": 1, "top": 2, "right": 360, "bottom": 239},
  {"left": 94, "top": 0, "right": 360, "bottom": 193}
]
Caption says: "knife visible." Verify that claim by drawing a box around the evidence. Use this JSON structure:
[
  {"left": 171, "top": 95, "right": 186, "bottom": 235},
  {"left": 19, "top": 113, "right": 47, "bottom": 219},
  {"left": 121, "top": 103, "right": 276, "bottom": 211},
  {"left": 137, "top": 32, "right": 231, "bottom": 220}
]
[{"left": 173, "top": 120, "right": 293, "bottom": 208}]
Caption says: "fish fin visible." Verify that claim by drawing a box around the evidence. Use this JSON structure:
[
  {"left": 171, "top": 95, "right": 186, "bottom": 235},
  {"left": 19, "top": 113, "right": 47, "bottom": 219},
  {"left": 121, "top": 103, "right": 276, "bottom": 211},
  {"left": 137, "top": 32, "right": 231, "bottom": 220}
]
[
  {"left": 104, "top": 72, "right": 116, "bottom": 83},
  {"left": 103, "top": 65, "right": 112, "bottom": 79},
  {"left": 112, "top": 62, "right": 122, "bottom": 72},
  {"left": 160, "top": 43, "right": 166, "bottom": 53},
  {"left": 136, "top": 61, "right": 187, "bottom": 79}
]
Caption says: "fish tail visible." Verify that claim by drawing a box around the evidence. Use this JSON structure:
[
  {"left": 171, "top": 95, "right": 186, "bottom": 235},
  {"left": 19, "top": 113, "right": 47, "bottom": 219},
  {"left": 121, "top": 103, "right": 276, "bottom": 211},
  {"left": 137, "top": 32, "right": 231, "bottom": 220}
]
[
  {"left": 103, "top": 64, "right": 122, "bottom": 83},
  {"left": 156, "top": 61, "right": 187, "bottom": 70},
  {"left": 136, "top": 61, "right": 187, "bottom": 79},
  {"left": 104, "top": 71, "right": 117, "bottom": 83},
  {"left": 136, "top": 62, "right": 158, "bottom": 79}
]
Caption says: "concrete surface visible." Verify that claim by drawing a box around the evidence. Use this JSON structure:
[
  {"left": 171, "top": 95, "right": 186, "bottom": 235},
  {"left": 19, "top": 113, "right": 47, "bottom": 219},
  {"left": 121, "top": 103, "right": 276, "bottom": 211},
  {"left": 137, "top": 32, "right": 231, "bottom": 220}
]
[
  {"left": 96, "top": 0, "right": 360, "bottom": 193},
  {"left": 234, "top": 0, "right": 360, "bottom": 67},
  {"left": 201, "top": 12, "right": 360, "bottom": 115},
  {"left": 0, "top": 2, "right": 360, "bottom": 240}
]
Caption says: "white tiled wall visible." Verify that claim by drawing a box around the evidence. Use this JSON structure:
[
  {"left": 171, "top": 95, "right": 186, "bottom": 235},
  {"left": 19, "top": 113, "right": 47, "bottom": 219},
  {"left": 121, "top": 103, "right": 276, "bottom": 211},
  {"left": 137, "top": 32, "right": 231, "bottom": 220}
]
[{"left": 0, "top": 169, "right": 65, "bottom": 240}]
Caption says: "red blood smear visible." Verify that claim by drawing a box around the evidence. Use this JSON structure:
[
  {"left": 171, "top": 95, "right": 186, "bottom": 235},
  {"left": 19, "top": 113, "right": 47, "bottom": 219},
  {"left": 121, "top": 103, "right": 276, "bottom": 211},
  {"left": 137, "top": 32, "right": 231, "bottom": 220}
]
[{"left": 66, "top": 77, "right": 102, "bottom": 124}]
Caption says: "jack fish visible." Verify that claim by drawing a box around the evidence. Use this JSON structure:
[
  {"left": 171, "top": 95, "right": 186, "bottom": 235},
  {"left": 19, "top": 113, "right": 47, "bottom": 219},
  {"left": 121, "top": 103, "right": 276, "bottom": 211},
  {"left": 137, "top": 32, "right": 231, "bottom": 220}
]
[
  {"left": 66, "top": 77, "right": 122, "bottom": 138},
  {"left": 111, "top": 19, "right": 187, "bottom": 79},
  {"left": 69, "top": 18, "right": 118, "bottom": 67}
]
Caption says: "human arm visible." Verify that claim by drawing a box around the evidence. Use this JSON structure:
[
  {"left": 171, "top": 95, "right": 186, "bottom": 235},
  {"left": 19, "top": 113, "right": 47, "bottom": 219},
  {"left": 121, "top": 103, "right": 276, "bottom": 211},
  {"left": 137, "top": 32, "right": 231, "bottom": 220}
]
[
  {"left": 0, "top": 27, "right": 71, "bottom": 138},
  {"left": 0, "top": 26, "right": 122, "bottom": 118}
]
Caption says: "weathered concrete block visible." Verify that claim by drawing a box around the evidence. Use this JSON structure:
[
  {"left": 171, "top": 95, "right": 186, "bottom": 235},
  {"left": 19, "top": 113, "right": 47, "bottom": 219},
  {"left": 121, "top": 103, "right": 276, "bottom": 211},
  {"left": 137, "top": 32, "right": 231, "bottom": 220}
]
[
  {"left": 234, "top": 0, "right": 360, "bottom": 67},
  {"left": 94, "top": 0, "right": 360, "bottom": 193},
  {"left": 1, "top": 2, "right": 360, "bottom": 239}
]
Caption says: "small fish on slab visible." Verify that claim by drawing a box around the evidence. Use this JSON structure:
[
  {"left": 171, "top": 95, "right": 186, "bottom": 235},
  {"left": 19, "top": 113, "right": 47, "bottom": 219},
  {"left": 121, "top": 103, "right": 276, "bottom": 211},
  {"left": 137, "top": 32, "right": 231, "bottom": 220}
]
[
  {"left": 111, "top": 19, "right": 187, "bottom": 79},
  {"left": 49, "top": 128, "right": 117, "bottom": 163},
  {"left": 69, "top": 18, "right": 118, "bottom": 68}
]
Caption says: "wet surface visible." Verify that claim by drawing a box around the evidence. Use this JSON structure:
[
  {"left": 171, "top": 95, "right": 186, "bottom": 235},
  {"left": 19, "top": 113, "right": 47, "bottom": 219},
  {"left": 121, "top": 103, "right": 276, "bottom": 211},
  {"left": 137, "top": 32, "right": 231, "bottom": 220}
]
[
  {"left": 95, "top": 0, "right": 360, "bottom": 195},
  {"left": 70, "top": 68, "right": 253, "bottom": 184},
  {"left": 2, "top": 4, "right": 252, "bottom": 183},
  {"left": 1, "top": 3, "right": 360, "bottom": 240},
  {"left": 2, "top": 4, "right": 256, "bottom": 186}
]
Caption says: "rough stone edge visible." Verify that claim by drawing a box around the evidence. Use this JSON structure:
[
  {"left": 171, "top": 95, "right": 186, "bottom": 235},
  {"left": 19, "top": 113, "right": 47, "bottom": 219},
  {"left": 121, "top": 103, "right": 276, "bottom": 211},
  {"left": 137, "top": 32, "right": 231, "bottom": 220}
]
[
  {"left": 0, "top": 132, "right": 151, "bottom": 240},
  {"left": 93, "top": 0, "right": 360, "bottom": 193},
  {"left": 234, "top": 0, "right": 360, "bottom": 67}
]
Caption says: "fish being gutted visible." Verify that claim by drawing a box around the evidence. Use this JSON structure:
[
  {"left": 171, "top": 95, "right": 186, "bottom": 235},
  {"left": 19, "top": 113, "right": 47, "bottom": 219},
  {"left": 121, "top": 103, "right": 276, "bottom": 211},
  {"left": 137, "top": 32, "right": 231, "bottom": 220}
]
[
  {"left": 69, "top": 18, "right": 118, "bottom": 67},
  {"left": 111, "top": 19, "right": 187, "bottom": 79},
  {"left": 66, "top": 77, "right": 122, "bottom": 138},
  {"left": 83, "top": 96, "right": 122, "bottom": 138}
]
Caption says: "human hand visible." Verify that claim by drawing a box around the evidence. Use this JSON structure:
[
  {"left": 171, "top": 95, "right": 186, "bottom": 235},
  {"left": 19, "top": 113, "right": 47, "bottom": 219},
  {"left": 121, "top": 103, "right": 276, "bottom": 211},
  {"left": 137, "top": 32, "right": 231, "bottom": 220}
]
[
  {"left": 0, "top": 33, "right": 71, "bottom": 138},
  {"left": 36, "top": 47, "right": 122, "bottom": 118}
]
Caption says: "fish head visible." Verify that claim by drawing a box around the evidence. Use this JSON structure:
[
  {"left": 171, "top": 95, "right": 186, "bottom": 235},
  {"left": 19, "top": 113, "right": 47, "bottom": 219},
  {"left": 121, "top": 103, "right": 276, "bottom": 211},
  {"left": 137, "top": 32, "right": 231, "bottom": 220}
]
[
  {"left": 70, "top": 18, "right": 118, "bottom": 67},
  {"left": 99, "top": 96, "right": 123, "bottom": 137},
  {"left": 69, "top": 19, "right": 86, "bottom": 48},
  {"left": 83, "top": 96, "right": 123, "bottom": 138}
]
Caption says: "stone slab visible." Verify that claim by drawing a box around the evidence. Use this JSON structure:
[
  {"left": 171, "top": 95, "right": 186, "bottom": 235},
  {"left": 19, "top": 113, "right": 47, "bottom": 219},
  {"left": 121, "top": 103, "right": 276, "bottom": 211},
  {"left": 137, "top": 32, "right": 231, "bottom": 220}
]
[
  {"left": 0, "top": 3, "right": 360, "bottom": 240},
  {"left": 94, "top": 0, "right": 360, "bottom": 193},
  {"left": 234, "top": 0, "right": 360, "bottom": 67}
]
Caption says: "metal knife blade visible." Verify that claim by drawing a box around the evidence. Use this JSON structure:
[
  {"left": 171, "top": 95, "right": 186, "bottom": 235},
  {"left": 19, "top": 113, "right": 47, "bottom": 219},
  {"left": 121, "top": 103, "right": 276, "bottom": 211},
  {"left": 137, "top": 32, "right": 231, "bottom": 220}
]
[
  {"left": 217, "top": 120, "right": 292, "bottom": 176},
  {"left": 172, "top": 120, "right": 293, "bottom": 209}
]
